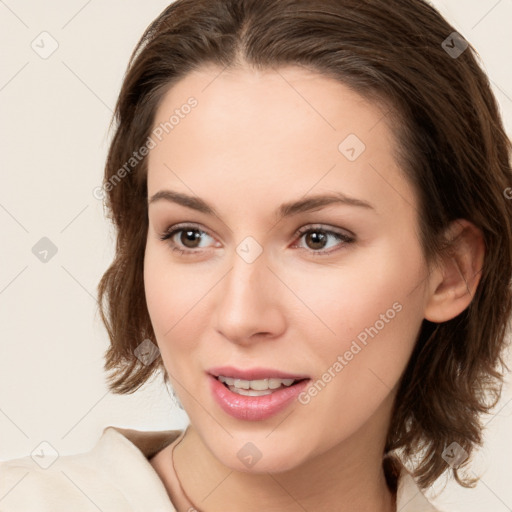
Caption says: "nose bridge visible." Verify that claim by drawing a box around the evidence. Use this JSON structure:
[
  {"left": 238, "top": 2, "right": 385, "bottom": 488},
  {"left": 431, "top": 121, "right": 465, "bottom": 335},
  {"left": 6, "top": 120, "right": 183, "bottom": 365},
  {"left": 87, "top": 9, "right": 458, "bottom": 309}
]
[{"left": 214, "top": 238, "right": 285, "bottom": 342}]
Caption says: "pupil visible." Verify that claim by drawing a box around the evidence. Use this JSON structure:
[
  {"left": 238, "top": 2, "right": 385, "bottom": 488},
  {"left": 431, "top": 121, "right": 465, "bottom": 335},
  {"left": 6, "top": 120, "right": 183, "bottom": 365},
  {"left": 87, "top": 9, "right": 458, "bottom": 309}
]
[
  {"left": 307, "top": 231, "right": 326, "bottom": 249},
  {"left": 182, "top": 229, "right": 200, "bottom": 248}
]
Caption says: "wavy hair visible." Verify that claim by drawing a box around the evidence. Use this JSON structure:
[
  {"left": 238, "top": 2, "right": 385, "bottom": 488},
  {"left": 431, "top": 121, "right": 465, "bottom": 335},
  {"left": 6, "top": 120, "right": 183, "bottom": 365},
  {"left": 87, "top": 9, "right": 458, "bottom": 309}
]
[{"left": 97, "top": 0, "right": 512, "bottom": 490}]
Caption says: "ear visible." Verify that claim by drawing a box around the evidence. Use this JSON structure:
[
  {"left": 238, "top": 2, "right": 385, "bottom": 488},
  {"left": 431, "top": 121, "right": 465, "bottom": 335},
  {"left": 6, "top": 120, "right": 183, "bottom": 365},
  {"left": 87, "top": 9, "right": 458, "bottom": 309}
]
[{"left": 424, "top": 219, "right": 485, "bottom": 323}]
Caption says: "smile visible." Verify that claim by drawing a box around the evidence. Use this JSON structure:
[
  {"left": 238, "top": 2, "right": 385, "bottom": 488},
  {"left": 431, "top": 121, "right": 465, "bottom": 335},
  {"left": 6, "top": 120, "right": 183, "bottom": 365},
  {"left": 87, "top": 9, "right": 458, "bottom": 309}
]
[
  {"left": 208, "top": 367, "right": 311, "bottom": 421},
  {"left": 217, "top": 375, "right": 299, "bottom": 396}
]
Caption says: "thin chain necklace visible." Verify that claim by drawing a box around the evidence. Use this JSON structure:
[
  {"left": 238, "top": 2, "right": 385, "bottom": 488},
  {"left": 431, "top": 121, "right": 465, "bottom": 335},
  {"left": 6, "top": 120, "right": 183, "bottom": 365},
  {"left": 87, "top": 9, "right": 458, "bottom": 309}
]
[{"left": 170, "top": 427, "right": 205, "bottom": 512}]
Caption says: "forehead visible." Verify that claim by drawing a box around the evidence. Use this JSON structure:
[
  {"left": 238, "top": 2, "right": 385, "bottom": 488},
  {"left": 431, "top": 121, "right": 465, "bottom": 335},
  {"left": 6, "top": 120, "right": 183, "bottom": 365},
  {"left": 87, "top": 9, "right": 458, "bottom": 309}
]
[{"left": 147, "top": 65, "right": 417, "bottom": 222}]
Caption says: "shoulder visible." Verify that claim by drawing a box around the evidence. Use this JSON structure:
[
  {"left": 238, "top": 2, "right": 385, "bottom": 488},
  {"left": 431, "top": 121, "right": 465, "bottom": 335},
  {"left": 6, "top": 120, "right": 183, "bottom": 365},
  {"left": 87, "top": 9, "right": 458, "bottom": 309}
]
[
  {"left": 0, "top": 426, "right": 182, "bottom": 512},
  {"left": 0, "top": 449, "right": 123, "bottom": 512}
]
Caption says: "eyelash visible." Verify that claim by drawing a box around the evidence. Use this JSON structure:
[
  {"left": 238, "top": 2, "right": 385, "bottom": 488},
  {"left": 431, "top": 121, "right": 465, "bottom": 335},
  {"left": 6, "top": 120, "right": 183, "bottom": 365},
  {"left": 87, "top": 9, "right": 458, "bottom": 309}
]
[{"left": 158, "top": 223, "right": 355, "bottom": 256}]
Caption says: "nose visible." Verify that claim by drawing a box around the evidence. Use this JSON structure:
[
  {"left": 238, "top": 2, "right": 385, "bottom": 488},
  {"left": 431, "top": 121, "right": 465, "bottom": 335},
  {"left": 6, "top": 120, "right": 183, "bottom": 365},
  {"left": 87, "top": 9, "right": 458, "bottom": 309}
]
[{"left": 214, "top": 246, "right": 287, "bottom": 346}]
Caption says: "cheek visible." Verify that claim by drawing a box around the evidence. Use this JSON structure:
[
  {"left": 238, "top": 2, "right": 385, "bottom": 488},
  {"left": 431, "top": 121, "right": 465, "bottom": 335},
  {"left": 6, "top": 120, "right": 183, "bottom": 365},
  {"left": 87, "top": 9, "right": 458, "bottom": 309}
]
[
  {"left": 143, "top": 241, "right": 225, "bottom": 383},
  {"left": 143, "top": 244, "right": 203, "bottom": 348},
  {"left": 282, "top": 238, "right": 427, "bottom": 351},
  {"left": 289, "top": 239, "right": 427, "bottom": 429}
]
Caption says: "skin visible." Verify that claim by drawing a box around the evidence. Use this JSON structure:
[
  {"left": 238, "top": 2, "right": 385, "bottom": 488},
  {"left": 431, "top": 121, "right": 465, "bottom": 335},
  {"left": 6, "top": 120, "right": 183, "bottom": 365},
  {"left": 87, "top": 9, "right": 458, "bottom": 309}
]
[{"left": 143, "top": 64, "right": 485, "bottom": 512}]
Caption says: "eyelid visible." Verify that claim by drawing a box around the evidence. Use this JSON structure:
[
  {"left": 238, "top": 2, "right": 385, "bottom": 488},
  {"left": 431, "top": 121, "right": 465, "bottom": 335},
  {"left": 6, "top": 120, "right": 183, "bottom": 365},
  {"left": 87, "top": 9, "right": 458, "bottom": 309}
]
[
  {"left": 292, "top": 223, "right": 355, "bottom": 240},
  {"left": 159, "top": 221, "right": 209, "bottom": 236},
  {"left": 159, "top": 222, "right": 217, "bottom": 244}
]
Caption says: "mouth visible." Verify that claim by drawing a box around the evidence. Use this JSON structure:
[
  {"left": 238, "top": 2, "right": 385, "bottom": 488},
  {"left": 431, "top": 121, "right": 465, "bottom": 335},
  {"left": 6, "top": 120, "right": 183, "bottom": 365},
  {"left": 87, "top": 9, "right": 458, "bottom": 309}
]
[
  {"left": 207, "top": 369, "right": 311, "bottom": 421},
  {"left": 215, "top": 375, "right": 309, "bottom": 396}
]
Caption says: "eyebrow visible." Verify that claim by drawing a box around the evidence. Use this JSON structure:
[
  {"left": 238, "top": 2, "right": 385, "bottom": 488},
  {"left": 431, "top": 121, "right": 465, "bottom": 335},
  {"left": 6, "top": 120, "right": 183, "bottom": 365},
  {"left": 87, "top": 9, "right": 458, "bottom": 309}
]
[{"left": 148, "top": 189, "right": 375, "bottom": 218}]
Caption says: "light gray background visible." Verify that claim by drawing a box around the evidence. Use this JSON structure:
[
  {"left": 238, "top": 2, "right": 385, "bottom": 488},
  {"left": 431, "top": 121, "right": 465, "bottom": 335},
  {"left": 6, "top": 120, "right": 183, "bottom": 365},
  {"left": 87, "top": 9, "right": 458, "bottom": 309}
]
[{"left": 1, "top": 1, "right": 511, "bottom": 510}]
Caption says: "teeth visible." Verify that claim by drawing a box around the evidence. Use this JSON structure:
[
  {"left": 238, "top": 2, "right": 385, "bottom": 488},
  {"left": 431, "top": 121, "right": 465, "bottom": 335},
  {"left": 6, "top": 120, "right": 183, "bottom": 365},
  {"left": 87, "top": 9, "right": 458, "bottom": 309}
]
[
  {"left": 249, "top": 379, "right": 268, "bottom": 391},
  {"left": 234, "top": 378, "right": 250, "bottom": 389},
  {"left": 217, "top": 376, "right": 297, "bottom": 391},
  {"left": 228, "top": 386, "right": 273, "bottom": 396},
  {"left": 268, "top": 378, "right": 284, "bottom": 389}
]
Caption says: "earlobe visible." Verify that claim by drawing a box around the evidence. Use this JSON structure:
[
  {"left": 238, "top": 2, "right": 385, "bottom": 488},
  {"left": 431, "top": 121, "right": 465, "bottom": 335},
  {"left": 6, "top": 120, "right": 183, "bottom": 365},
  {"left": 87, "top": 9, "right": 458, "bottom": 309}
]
[{"left": 424, "top": 219, "right": 485, "bottom": 323}]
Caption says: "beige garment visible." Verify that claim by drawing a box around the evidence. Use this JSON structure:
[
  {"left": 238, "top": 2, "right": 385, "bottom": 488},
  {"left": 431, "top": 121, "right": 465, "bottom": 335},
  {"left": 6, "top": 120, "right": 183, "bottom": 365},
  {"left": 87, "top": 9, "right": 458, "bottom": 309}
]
[{"left": 0, "top": 426, "right": 444, "bottom": 511}]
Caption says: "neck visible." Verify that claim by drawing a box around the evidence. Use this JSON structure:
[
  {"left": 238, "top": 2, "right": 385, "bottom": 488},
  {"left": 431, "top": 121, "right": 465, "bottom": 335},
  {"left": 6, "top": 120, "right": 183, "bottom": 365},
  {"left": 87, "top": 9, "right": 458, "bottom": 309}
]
[{"left": 172, "top": 403, "right": 397, "bottom": 512}]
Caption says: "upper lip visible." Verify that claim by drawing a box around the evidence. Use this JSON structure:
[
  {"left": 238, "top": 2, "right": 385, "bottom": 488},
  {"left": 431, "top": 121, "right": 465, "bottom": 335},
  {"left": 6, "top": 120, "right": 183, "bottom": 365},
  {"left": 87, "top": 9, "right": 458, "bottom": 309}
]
[{"left": 208, "top": 366, "right": 310, "bottom": 381}]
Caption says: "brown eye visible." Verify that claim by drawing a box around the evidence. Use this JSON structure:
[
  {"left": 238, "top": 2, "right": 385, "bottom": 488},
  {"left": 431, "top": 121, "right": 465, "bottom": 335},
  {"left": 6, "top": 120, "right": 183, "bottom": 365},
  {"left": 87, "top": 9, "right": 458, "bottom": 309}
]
[
  {"left": 304, "top": 231, "right": 328, "bottom": 250},
  {"left": 294, "top": 226, "right": 355, "bottom": 255},
  {"left": 179, "top": 229, "right": 203, "bottom": 248},
  {"left": 159, "top": 224, "right": 217, "bottom": 254}
]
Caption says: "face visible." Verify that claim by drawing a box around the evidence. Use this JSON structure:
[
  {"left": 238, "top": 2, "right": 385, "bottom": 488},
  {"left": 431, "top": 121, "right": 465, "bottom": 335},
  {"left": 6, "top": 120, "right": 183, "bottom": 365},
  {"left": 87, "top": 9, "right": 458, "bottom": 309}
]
[{"left": 144, "top": 64, "right": 433, "bottom": 473}]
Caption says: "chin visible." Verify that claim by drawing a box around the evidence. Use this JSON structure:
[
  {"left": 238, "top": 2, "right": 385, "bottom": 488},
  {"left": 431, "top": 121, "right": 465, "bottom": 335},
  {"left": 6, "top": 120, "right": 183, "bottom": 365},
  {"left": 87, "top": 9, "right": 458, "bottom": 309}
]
[{"left": 209, "top": 439, "right": 310, "bottom": 475}]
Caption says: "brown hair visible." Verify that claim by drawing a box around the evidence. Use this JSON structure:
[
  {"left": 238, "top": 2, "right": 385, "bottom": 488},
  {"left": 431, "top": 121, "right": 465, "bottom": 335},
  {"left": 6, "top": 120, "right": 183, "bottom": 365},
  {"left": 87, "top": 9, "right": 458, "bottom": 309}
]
[{"left": 97, "top": 0, "right": 512, "bottom": 490}]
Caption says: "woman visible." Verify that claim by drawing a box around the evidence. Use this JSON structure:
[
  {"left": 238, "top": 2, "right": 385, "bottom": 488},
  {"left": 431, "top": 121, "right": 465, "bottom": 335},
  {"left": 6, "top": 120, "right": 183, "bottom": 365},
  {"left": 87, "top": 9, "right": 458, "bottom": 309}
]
[{"left": 1, "top": 0, "right": 511, "bottom": 510}]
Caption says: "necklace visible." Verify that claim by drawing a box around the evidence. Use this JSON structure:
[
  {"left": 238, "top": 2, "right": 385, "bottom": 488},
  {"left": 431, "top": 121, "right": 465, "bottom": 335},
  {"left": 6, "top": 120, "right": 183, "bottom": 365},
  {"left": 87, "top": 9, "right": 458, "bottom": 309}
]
[{"left": 170, "top": 427, "right": 204, "bottom": 512}]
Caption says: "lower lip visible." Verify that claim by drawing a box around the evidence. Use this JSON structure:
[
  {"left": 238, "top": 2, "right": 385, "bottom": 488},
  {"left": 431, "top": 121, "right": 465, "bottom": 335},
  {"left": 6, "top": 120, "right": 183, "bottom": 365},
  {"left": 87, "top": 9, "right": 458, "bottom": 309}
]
[{"left": 209, "top": 374, "right": 310, "bottom": 421}]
